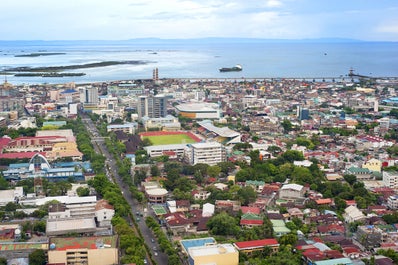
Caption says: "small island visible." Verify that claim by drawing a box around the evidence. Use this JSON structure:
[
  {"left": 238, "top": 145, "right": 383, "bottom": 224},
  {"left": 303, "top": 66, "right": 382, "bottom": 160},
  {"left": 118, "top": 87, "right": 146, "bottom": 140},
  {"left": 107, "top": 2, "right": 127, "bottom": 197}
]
[
  {"left": 1, "top": 60, "right": 151, "bottom": 78},
  {"left": 14, "top": 52, "right": 66, "bottom": 57},
  {"left": 14, "top": 72, "right": 86, "bottom": 77}
]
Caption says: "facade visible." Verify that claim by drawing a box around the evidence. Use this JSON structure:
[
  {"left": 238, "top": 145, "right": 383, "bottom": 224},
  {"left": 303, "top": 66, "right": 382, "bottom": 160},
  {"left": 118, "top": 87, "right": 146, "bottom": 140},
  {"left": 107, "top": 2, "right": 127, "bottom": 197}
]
[
  {"left": 233, "top": 238, "right": 279, "bottom": 254},
  {"left": 95, "top": 199, "right": 115, "bottom": 227},
  {"left": 142, "top": 182, "right": 168, "bottom": 204},
  {"left": 137, "top": 95, "right": 167, "bottom": 119},
  {"left": 47, "top": 236, "right": 118, "bottom": 265},
  {"left": 46, "top": 197, "right": 114, "bottom": 236},
  {"left": 175, "top": 102, "right": 221, "bottom": 119},
  {"left": 106, "top": 122, "right": 138, "bottom": 134},
  {"left": 2, "top": 153, "right": 86, "bottom": 182},
  {"left": 0, "top": 187, "right": 24, "bottom": 207},
  {"left": 141, "top": 115, "right": 181, "bottom": 131},
  {"left": 188, "top": 244, "right": 239, "bottom": 265},
  {"left": 356, "top": 225, "right": 382, "bottom": 249},
  {"left": 279, "top": 184, "right": 305, "bottom": 200},
  {"left": 362, "top": 158, "right": 382, "bottom": 172},
  {"left": 81, "top": 86, "right": 99, "bottom": 105},
  {"left": 343, "top": 205, "right": 366, "bottom": 223},
  {"left": 387, "top": 195, "right": 398, "bottom": 210},
  {"left": 144, "top": 144, "right": 187, "bottom": 158},
  {"left": 185, "top": 142, "right": 226, "bottom": 165},
  {"left": 383, "top": 171, "right": 398, "bottom": 189}
]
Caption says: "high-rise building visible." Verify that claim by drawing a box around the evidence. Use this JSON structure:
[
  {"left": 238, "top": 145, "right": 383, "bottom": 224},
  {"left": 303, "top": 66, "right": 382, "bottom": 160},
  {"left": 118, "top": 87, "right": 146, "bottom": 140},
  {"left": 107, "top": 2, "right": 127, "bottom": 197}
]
[
  {"left": 81, "top": 86, "right": 99, "bottom": 105},
  {"left": 185, "top": 142, "right": 226, "bottom": 165},
  {"left": 153, "top": 68, "right": 159, "bottom": 82},
  {"left": 297, "top": 106, "right": 310, "bottom": 121},
  {"left": 137, "top": 95, "right": 167, "bottom": 119}
]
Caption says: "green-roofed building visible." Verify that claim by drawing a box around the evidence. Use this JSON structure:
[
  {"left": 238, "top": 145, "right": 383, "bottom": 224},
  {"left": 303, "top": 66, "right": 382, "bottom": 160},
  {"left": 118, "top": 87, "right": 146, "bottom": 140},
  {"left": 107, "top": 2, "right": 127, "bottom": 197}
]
[
  {"left": 346, "top": 167, "right": 373, "bottom": 180},
  {"left": 270, "top": 219, "right": 291, "bottom": 237},
  {"left": 43, "top": 121, "right": 67, "bottom": 128},
  {"left": 245, "top": 180, "right": 265, "bottom": 192}
]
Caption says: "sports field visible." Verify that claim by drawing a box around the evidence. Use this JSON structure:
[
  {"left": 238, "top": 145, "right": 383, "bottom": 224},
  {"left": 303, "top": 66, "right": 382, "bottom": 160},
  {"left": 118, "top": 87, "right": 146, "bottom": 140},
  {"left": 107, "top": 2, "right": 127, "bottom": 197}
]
[{"left": 144, "top": 134, "right": 197, "bottom": 145}]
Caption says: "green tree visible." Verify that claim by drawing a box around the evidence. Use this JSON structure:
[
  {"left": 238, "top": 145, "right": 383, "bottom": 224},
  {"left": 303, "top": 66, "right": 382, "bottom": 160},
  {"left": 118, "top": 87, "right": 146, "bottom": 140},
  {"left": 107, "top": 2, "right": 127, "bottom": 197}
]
[
  {"left": 278, "top": 233, "right": 298, "bottom": 246},
  {"left": 150, "top": 165, "right": 160, "bottom": 177},
  {"left": 76, "top": 187, "right": 90, "bottom": 197},
  {"left": 4, "top": 202, "right": 18, "bottom": 212},
  {"left": 0, "top": 257, "right": 6, "bottom": 265},
  {"left": 281, "top": 119, "right": 293, "bottom": 133},
  {"left": 29, "top": 249, "right": 46, "bottom": 265},
  {"left": 237, "top": 186, "right": 257, "bottom": 206},
  {"left": 343, "top": 174, "right": 357, "bottom": 186},
  {"left": 207, "top": 212, "right": 239, "bottom": 236},
  {"left": 207, "top": 165, "right": 221, "bottom": 178}
]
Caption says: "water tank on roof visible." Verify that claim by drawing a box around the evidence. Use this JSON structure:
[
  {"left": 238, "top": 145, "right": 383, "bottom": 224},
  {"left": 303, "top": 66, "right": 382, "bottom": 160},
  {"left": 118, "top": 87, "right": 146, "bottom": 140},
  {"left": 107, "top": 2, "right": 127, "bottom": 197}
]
[{"left": 50, "top": 243, "right": 56, "bottom": 250}]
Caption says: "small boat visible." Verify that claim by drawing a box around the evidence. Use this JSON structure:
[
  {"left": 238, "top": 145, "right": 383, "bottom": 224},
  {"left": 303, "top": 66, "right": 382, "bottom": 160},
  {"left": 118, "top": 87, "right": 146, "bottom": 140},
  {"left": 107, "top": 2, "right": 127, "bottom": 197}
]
[{"left": 219, "top": 64, "right": 242, "bottom": 72}]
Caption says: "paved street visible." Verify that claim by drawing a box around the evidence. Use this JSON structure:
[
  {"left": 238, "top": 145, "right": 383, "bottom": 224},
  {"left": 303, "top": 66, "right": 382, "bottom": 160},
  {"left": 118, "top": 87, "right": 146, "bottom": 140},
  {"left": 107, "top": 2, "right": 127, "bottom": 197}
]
[{"left": 82, "top": 116, "right": 169, "bottom": 265}]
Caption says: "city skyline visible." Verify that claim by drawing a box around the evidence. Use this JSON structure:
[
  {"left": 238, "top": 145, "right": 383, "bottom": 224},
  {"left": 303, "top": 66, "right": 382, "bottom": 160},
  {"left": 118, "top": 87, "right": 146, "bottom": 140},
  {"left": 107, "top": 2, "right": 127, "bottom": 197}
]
[{"left": 0, "top": 0, "right": 397, "bottom": 41}]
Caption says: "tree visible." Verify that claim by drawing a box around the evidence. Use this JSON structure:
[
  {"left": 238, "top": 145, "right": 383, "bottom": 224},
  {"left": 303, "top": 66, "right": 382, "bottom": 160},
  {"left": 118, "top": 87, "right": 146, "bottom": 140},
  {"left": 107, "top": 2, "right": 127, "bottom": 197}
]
[
  {"left": 278, "top": 233, "right": 298, "bottom": 246},
  {"left": 29, "top": 249, "right": 46, "bottom": 265},
  {"left": 5, "top": 202, "right": 18, "bottom": 212},
  {"left": 0, "top": 257, "right": 6, "bottom": 265},
  {"left": 150, "top": 165, "right": 160, "bottom": 177},
  {"left": 267, "top": 145, "right": 282, "bottom": 156},
  {"left": 237, "top": 186, "right": 257, "bottom": 206},
  {"left": 281, "top": 150, "right": 305, "bottom": 163},
  {"left": 207, "top": 165, "right": 221, "bottom": 178},
  {"left": 207, "top": 212, "right": 239, "bottom": 236},
  {"left": 343, "top": 174, "right": 357, "bottom": 186},
  {"left": 281, "top": 119, "right": 293, "bottom": 133},
  {"left": 76, "top": 187, "right": 90, "bottom": 196}
]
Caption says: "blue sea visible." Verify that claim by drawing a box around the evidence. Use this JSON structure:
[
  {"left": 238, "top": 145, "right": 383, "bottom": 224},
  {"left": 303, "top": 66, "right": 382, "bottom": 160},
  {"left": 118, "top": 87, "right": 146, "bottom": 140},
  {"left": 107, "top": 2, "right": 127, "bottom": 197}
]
[{"left": 0, "top": 39, "right": 397, "bottom": 84}]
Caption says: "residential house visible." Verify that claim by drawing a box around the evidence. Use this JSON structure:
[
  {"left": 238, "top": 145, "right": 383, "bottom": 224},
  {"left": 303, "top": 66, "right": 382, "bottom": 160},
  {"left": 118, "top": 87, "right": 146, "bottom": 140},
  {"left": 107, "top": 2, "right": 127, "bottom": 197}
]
[
  {"left": 286, "top": 208, "right": 304, "bottom": 221},
  {"left": 356, "top": 225, "right": 382, "bottom": 250},
  {"left": 233, "top": 238, "right": 279, "bottom": 254},
  {"left": 215, "top": 200, "right": 241, "bottom": 213},
  {"left": 343, "top": 206, "right": 365, "bottom": 223},
  {"left": 279, "top": 184, "right": 305, "bottom": 201},
  {"left": 270, "top": 219, "right": 291, "bottom": 237},
  {"left": 240, "top": 213, "right": 263, "bottom": 228}
]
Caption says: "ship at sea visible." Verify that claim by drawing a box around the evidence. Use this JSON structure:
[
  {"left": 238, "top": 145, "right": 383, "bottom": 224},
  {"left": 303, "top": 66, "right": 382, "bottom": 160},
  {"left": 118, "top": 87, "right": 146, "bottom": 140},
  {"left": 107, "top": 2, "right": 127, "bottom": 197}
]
[{"left": 219, "top": 64, "right": 242, "bottom": 72}]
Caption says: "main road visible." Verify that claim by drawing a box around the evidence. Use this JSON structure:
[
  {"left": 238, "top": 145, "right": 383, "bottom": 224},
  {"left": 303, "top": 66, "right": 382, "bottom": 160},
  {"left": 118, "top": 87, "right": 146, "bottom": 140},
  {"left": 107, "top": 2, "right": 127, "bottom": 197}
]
[{"left": 82, "top": 116, "right": 169, "bottom": 265}]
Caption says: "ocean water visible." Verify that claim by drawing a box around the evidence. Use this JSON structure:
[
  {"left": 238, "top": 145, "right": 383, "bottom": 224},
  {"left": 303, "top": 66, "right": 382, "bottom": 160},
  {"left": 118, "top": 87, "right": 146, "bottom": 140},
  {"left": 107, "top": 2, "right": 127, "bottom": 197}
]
[{"left": 0, "top": 40, "right": 397, "bottom": 85}]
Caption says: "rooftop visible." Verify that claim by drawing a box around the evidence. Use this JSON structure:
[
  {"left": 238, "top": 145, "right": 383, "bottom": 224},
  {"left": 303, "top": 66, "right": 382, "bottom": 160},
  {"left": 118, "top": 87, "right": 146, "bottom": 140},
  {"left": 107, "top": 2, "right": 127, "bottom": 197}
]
[
  {"left": 234, "top": 238, "right": 279, "bottom": 250},
  {"left": 49, "top": 235, "right": 117, "bottom": 251},
  {"left": 180, "top": 237, "right": 216, "bottom": 253},
  {"left": 188, "top": 243, "right": 237, "bottom": 257}
]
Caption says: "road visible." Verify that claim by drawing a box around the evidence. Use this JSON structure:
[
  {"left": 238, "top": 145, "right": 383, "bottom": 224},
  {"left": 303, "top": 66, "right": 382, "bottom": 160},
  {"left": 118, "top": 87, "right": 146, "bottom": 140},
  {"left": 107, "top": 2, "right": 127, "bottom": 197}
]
[{"left": 82, "top": 116, "right": 169, "bottom": 265}]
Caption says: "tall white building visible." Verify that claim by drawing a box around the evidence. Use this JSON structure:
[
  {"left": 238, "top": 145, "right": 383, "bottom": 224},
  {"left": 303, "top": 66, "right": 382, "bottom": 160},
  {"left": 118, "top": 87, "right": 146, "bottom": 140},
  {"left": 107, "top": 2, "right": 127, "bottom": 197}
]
[
  {"left": 185, "top": 142, "right": 226, "bottom": 165},
  {"left": 138, "top": 95, "right": 167, "bottom": 119},
  {"left": 80, "top": 86, "right": 99, "bottom": 105},
  {"left": 383, "top": 171, "right": 398, "bottom": 189}
]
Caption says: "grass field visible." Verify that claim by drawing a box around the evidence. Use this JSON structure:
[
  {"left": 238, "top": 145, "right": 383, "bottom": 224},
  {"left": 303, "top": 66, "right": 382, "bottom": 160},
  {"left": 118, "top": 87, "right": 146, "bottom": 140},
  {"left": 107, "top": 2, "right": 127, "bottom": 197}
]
[{"left": 144, "top": 134, "right": 197, "bottom": 145}]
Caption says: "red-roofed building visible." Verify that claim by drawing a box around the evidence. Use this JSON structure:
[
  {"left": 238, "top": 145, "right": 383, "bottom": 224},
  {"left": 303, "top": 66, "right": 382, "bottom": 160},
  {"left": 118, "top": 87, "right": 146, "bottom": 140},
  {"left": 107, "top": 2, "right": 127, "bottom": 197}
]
[
  {"left": 345, "top": 200, "right": 357, "bottom": 207},
  {"left": 0, "top": 151, "right": 46, "bottom": 159},
  {"left": 0, "top": 136, "right": 11, "bottom": 151},
  {"left": 233, "top": 238, "right": 279, "bottom": 254},
  {"left": 241, "top": 206, "right": 261, "bottom": 215},
  {"left": 315, "top": 198, "right": 334, "bottom": 206},
  {"left": 240, "top": 219, "right": 264, "bottom": 227}
]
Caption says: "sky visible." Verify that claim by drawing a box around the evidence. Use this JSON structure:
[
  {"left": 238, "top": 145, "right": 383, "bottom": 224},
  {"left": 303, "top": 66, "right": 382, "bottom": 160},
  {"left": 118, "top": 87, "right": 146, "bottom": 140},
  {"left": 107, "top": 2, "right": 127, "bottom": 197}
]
[{"left": 1, "top": 0, "right": 397, "bottom": 41}]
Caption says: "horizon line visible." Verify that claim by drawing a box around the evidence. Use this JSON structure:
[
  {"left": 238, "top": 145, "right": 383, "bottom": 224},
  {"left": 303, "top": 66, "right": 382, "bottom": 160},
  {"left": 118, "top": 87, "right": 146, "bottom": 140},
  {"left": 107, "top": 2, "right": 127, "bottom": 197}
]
[{"left": 0, "top": 37, "right": 397, "bottom": 43}]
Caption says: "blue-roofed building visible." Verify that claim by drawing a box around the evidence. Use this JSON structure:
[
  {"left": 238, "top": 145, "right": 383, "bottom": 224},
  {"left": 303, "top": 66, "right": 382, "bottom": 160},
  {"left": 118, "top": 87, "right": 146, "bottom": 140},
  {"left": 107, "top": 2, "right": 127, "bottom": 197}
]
[
  {"left": 2, "top": 153, "right": 88, "bottom": 182},
  {"left": 180, "top": 237, "right": 216, "bottom": 254},
  {"left": 382, "top": 97, "right": 398, "bottom": 105},
  {"left": 314, "top": 257, "right": 353, "bottom": 265}
]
